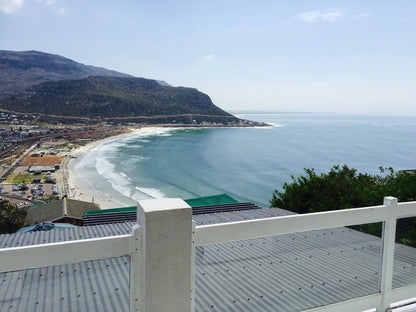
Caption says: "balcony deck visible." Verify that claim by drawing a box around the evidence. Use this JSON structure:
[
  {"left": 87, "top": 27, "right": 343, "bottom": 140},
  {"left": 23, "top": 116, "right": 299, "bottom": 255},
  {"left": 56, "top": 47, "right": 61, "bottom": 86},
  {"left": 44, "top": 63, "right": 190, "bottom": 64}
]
[{"left": 1, "top": 204, "right": 416, "bottom": 311}]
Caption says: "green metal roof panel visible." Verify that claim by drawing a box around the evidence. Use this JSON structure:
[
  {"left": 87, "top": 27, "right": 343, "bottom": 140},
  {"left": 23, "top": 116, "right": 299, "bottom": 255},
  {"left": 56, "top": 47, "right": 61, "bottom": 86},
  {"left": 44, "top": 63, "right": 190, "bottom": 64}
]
[
  {"left": 84, "top": 206, "right": 136, "bottom": 215},
  {"left": 84, "top": 194, "right": 239, "bottom": 216},
  {"left": 184, "top": 193, "right": 238, "bottom": 207}
]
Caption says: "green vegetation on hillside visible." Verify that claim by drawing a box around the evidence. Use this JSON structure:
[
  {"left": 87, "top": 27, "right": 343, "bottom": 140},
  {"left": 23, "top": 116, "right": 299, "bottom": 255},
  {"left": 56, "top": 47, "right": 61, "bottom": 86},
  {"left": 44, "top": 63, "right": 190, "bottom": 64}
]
[
  {"left": 270, "top": 165, "right": 416, "bottom": 246},
  {"left": 0, "top": 76, "right": 237, "bottom": 123}
]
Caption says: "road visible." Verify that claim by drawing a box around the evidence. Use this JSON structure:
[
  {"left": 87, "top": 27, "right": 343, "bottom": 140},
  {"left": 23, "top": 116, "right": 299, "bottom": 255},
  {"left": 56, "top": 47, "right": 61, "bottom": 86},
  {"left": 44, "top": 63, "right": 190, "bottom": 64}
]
[{"left": 0, "top": 142, "right": 39, "bottom": 182}]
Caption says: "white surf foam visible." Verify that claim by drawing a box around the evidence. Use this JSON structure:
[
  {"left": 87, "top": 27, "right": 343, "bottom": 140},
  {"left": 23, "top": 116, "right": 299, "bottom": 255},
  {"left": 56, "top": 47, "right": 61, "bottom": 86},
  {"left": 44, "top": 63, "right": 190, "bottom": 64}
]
[
  {"left": 74, "top": 127, "right": 178, "bottom": 202},
  {"left": 95, "top": 156, "right": 136, "bottom": 199},
  {"left": 95, "top": 153, "right": 165, "bottom": 201},
  {"left": 134, "top": 186, "right": 165, "bottom": 199},
  {"left": 267, "top": 122, "right": 285, "bottom": 128}
]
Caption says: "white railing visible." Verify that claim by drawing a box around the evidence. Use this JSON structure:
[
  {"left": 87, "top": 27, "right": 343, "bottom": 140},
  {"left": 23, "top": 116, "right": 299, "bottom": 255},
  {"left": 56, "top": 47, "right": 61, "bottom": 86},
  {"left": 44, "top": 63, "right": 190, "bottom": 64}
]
[
  {"left": 0, "top": 197, "right": 416, "bottom": 312},
  {"left": 194, "top": 197, "right": 416, "bottom": 312}
]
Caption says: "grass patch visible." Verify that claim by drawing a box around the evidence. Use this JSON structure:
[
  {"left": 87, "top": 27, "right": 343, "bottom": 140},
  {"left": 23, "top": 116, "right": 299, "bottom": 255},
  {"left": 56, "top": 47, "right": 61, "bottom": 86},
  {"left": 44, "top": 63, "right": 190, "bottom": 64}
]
[{"left": 7, "top": 173, "right": 47, "bottom": 184}]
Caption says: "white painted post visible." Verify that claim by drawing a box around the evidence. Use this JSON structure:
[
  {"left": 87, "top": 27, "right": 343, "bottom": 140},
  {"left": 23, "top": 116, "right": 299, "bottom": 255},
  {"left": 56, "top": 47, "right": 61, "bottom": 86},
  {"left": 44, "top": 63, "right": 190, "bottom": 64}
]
[
  {"left": 130, "top": 198, "right": 193, "bottom": 312},
  {"left": 379, "top": 197, "right": 398, "bottom": 311}
]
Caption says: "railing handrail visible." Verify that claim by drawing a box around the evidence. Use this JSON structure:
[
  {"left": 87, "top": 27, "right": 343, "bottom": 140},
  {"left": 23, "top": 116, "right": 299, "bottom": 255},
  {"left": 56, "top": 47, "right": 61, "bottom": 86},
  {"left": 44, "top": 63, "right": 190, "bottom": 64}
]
[
  {"left": 195, "top": 204, "right": 386, "bottom": 246},
  {"left": 194, "top": 201, "right": 416, "bottom": 246},
  {"left": 1, "top": 201, "right": 416, "bottom": 271},
  {"left": 0, "top": 234, "right": 132, "bottom": 273}
]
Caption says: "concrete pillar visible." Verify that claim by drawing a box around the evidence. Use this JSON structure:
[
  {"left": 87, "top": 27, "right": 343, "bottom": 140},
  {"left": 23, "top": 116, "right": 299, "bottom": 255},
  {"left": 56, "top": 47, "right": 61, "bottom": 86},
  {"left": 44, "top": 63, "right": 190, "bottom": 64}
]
[{"left": 130, "top": 198, "right": 193, "bottom": 312}]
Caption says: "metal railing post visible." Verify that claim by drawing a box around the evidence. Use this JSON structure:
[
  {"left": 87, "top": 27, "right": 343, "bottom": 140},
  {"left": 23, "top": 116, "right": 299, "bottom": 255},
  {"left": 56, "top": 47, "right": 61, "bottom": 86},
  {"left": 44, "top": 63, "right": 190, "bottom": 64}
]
[
  {"left": 379, "top": 196, "right": 398, "bottom": 311},
  {"left": 130, "top": 198, "right": 193, "bottom": 312}
]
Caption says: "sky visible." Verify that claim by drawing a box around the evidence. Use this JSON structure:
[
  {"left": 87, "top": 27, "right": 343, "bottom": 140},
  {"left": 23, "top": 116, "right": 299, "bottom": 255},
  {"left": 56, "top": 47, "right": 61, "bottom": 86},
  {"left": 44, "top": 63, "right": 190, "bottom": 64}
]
[{"left": 0, "top": 0, "right": 415, "bottom": 115}]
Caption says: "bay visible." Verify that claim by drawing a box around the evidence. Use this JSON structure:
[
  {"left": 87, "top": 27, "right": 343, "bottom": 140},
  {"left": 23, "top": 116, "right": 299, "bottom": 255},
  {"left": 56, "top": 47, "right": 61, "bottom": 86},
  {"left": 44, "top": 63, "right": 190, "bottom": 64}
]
[{"left": 74, "top": 114, "right": 416, "bottom": 207}]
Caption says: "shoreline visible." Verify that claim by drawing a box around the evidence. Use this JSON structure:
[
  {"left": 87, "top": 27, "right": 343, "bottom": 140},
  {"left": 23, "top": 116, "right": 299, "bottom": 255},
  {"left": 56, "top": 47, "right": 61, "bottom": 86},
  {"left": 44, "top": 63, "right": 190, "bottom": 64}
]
[
  {"left": 64, "top": 123, "right": 276, "bottom": 210},
  {"left": 65, "top": 127, "right": 171, "bottom": 209}
]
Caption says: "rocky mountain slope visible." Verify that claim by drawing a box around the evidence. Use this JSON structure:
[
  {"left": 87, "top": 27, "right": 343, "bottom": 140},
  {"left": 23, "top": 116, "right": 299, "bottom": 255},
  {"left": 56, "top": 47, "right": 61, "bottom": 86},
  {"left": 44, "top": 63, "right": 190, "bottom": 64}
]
[
  {"left": 0, "top": 50, "right": 246, "bottom": 125},
  {"left": 1, "top": 76, "right": 236, "bottom": 119},
  {"left": 0, "top": 50, "right": 130, "bottom": 99}
]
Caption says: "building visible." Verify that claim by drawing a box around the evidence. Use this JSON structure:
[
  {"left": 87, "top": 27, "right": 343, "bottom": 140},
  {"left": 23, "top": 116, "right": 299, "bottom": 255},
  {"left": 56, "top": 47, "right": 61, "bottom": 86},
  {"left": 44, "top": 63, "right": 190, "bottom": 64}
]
[
  {"left": 25, "top": 198, "right": 100, "bottom": 225},
  {"left": 28, "top": 165, "right": 56, "bottom": 173},
  {"left": 82, "top": 194, "right": 257, "bottom": 226}
]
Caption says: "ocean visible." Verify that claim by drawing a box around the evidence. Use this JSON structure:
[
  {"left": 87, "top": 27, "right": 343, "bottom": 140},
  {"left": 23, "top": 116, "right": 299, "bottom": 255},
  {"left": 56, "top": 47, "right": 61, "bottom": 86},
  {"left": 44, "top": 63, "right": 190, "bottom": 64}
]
[{"left": 73, "top": 114, "right": 416, "bottom": 208}]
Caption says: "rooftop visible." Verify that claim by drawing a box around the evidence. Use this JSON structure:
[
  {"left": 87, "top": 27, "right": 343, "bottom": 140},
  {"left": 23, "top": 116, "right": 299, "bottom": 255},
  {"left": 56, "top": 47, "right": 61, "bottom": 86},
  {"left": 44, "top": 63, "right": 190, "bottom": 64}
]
[
  {"left": 1, "top": 201, "right": 416, "bottom": 311},
  {"left": 25, "top": 198, "right": 100, "bottom": 225}
]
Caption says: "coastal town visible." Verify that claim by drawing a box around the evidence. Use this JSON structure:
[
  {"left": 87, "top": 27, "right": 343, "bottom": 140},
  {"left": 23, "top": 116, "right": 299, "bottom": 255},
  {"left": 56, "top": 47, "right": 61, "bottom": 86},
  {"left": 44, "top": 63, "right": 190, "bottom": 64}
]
[{"left": 0, "top": 122, "right": 129, "bottom": 211}]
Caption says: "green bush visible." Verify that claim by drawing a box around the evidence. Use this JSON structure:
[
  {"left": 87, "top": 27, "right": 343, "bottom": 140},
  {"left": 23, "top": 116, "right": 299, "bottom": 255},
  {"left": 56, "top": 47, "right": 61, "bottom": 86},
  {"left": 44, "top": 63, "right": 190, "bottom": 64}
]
[
  {"left": 270, "top": 165, "right": 416, "bottom": 246},
  {"left": 0, "top": 200, "right": 27, "bottom": 234}
]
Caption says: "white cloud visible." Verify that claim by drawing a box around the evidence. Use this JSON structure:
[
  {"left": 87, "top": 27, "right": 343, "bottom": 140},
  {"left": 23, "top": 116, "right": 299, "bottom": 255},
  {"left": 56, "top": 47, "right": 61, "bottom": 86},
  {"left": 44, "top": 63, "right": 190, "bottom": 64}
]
[
  {"left": 203, "top": 54, "right": 215, "bottom": 62},
  {"left": 55, "top": 7, "right": 64, "bottom": 14},
  {"left": 1, "top": 0, "right": 67, "bottom": 14},
  {"left": 295, "top": 9, "right": 342, "bottom": 23},
  {"left": 39, "top": 0, "right": 65, "bottom": 14},
  {"left": 354, "top": 12, "right": 371, "bottom": 19},
  {"left": 313, "top": 81, "right": 330, "bottom": 86},
  {"left": 0, "top": 0, "right": 25, "bottom": 13}
]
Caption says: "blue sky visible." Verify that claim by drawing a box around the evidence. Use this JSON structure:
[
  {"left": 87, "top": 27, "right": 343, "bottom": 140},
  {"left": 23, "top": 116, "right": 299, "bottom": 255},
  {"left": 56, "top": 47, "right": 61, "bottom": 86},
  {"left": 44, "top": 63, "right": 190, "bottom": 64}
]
[{"left": 1, "top": 0, "right": 415, "bottom": 115}]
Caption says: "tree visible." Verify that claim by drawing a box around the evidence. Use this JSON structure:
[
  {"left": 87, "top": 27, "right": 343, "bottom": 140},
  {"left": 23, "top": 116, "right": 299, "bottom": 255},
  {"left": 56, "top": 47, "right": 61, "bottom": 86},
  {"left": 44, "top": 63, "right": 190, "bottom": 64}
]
[
  {"left": 270, "top": 165, "right": 416, "bottom": 246},
  {"left": 0, "top": 200, "right": 27, "bottom": 234}
]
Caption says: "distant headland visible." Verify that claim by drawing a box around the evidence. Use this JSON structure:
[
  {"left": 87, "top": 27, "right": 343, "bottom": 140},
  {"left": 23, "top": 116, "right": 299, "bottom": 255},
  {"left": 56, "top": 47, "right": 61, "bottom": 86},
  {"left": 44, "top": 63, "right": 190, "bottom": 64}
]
[{"left": 0, "top": 50, "right": 266, "bottom": 127}]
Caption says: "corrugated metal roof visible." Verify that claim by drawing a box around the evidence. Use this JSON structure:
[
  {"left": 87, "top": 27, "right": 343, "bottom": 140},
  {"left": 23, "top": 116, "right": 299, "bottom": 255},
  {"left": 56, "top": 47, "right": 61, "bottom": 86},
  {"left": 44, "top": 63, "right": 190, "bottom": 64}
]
[
  {"left": 192, "top": 202, "right": 261, "bottom": 215},
  {"left": 0, "top": 222, "right": 133, "bottom": 312},
  {"left": 82, "top": 211, "right": 137, "bottom": 226},
  {"left": 1, "top": 209, "right": 416, "bottom": 311},
  {"left": 82, "top": 202, "right": 265, "bottom": 226},
  {"left": 0, "top": 222, "right": 133, "bottom": 248},
  {"left": 25, "top": 198, "right": 99, "bottom": 225}
]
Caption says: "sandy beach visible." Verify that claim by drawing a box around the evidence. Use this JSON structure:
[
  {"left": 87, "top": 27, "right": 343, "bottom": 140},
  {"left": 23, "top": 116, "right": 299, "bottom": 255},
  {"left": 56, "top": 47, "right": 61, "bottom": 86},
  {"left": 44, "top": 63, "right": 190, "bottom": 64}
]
[{"left": 65, "top": 127, "right": 169, "bottom": 209}]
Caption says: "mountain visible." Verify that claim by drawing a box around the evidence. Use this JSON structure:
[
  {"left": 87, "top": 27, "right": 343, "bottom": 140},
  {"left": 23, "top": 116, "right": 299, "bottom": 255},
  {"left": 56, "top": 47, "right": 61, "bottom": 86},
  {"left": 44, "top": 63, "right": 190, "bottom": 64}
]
[
  {"left": 0, "top": 50, "right": 131, "bottom": 99},
  {"left": 1, "top": 76, "right": 238, "bottom": 122},
  {"left": 0, "top": 50, "right": 247, "bottom": 125}
]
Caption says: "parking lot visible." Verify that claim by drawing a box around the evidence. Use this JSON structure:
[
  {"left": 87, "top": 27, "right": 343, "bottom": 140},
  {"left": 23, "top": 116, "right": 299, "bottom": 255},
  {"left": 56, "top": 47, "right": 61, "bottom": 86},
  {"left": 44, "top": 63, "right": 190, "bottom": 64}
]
[{"left": 0, "top": 183, "right": 58, "bottom": 203}]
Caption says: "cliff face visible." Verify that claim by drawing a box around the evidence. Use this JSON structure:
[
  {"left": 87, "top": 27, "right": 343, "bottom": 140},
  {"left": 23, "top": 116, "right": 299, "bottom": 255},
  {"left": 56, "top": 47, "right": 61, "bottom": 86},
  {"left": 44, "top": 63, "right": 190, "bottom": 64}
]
[{"left": 0, "top": 50, "right": 241, "bottom": 124}]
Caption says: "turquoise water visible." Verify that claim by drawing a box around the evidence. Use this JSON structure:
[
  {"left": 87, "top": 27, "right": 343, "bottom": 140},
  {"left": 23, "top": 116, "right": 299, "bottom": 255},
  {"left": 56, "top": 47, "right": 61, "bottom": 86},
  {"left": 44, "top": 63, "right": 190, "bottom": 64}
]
[{"left": 74, "top": 114, "right": 416, "bottom": 207}]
